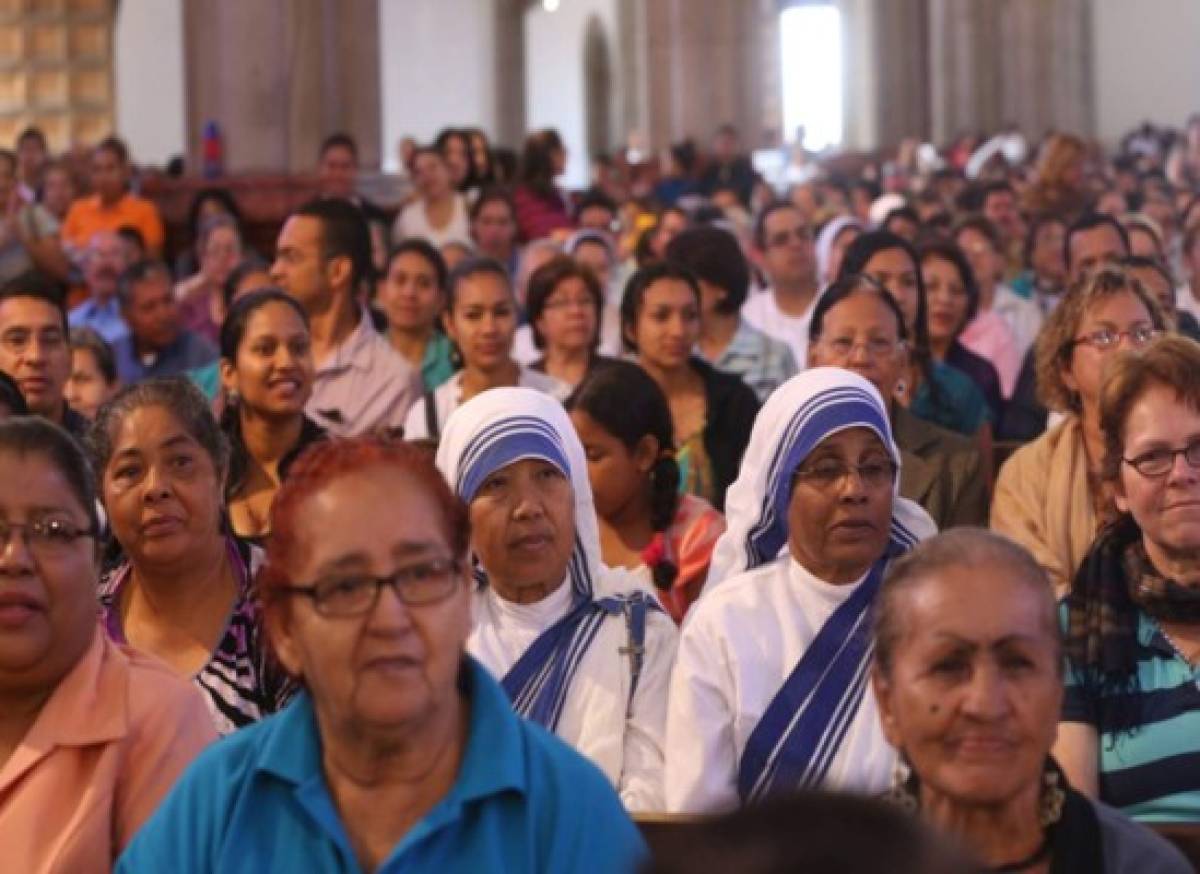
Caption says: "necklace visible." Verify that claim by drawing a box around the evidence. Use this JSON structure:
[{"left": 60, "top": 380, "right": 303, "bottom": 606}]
[{"left": 988, "top": 831, "right": 1051, "bottom": 872}]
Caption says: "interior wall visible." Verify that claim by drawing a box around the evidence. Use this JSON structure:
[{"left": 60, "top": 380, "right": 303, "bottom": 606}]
[
  {"left": 114, "top": 0, "right": 186, "bottom": 166},
  {"left": 1092, "top": 0, "right": 1200, "bottom": 146},
  {"left": 524, "top": 0, "right": 621, "bottom": 190},
  {"left": 379, "top": 0, "right": 497, "bottom": 171}
]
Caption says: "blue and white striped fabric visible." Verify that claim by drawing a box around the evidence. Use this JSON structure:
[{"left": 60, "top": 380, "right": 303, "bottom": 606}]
[
  {"left": 703, "top": 367, "right": 936, "bottom": 803},
  {"left": 436, "top": 388, "right": 655, "bottom": 731}
]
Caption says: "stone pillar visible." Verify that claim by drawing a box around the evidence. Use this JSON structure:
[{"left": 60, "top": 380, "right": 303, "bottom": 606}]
[{"left": 183, "top": 0, "right": 380, "bottom": 173}]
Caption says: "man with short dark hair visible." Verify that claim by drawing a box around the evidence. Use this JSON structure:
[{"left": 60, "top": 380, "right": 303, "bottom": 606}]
[
  {"left": 742, "top": 202, "right": 820, "bottom": 365},
  {"left": 698, "top": 124, "right": 759, "bottom": 207},
  {"left": 111, "top": 260, "right": 216, "bottom": 383},
  {"left": 60, "top": 137, "right": 164, "bottom": 261},
  {"left": 271, "top": 199, "right": 420, "bottom": 436},
  {"left": 667, "top": 226, "right": 796, "bottom": 402},
  {"left": 317, "top": 132, "right": 391, "bottom": 274},
  {"left": 0, "top": 270, "right": 87, "bottom": 435},
  {"left": 1064, "top": 212, "right": 1130, "bottom": 285},
  {"left": 574, "top": 189, "right": 618, "bottom": 234}
]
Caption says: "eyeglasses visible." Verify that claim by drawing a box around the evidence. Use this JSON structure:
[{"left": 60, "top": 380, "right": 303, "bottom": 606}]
[
  {"left": 793, "top": 459, "right": 897, "bottom": 491},
  {"left": 0, "top": 518, "right": 96, "bottom": 554},
  {"left": 820, "top": 337, "right": 905, "bottom": 359},
  {"left": 282, "top": 556, "right": 462, "bottom": 617},
  {"left": 543, "top": 296, "right": 594, "bottom": 312},
  {"left": 1123, "top": 440, "right": 1200, "bottom": 478},
  {"left": 1070, "top": 326, "right": 1162, "bottom": 351}
]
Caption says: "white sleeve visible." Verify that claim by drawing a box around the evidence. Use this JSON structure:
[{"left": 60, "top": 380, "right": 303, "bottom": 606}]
[
  {"left": 663, "top": 604, "right": 740, "bottom": 814},
  {"left": 402, "top": 395, "right": 428, "bottom": 442},
  {"left": 617, "top": 608, "right": 677, "bottom": 812}
]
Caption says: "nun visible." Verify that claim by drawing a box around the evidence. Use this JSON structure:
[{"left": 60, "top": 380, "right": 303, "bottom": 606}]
[
  {"left": 664, "top": 367, "right": 937, "bottom": 813},
  {"left": 436, "top": 387, "right": 678, "bottom": 812}
]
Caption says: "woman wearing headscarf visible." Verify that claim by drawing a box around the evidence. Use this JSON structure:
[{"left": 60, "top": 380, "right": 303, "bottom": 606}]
[
  {"left": 814, "top": 215, "right": 863, "bottom": 288},
  {"left": 435, "top": 387, "right": 678, "bottom": 812},
  {"left": 664, "top": 367, "right": 936, "bottom": 814}
]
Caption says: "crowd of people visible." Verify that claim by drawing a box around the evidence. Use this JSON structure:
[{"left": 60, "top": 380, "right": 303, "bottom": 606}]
[{"left": 4, "top": 114, "right": 1200, "bottom": 872}]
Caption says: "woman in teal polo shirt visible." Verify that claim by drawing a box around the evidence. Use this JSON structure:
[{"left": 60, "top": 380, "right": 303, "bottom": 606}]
[{"left": 116, "top": 436, "right": 645, "bottom": 873}]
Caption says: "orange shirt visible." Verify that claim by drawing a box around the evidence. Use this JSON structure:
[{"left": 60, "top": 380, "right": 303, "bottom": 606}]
[
  {"left": 0, "top": 625, "right": 216, "bottom": 874},
  {"left": 60, "top": 192, "right": 165, "bottom": 256}
]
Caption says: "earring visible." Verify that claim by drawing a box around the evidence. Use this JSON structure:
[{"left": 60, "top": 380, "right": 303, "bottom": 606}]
[
  {"left": 1038, "top": 767, "right": 1065, "bottom": 827},
  {"left": 886, "top": 757, "right": 918, "bottom": 813}
]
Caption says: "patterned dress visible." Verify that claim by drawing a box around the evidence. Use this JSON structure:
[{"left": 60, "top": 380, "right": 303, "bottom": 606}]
[{"left": 97, "top": 537, "right": 295, "bottom": 736}]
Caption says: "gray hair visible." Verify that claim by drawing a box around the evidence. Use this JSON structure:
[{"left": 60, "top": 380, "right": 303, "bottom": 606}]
[
  {"left": 87, "top": 377, "right": 229, "bottom": 482},
  {"left": 873, "top": 528, "right": 1060, "bottom": 677}
]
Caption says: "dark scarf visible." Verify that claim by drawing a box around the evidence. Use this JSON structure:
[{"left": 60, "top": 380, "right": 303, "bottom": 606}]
[{"left": 1066, "top": 513, "right": 1200, "bottom": 681}]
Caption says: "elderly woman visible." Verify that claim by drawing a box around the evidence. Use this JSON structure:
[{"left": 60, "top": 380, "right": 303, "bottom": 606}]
[
  {"left": 808, "top": 276, "right": 988, "bottom": 529},
  {"left": 402, "top": 258, "right": 566, "bottom": 443},
  {"left": 435, "top": 387, "right": 678, "bottom": 812},
  {"left": 873, "top": 528, "right": 1189, "bottom": 872},
  {"left": 664, "top": 368, "right": 936, "bottom": 813},
  {"left": 1055, "top": 336, "right": 1200, "bottom": 823},
  {"left": 116, "top": 437, "right": 645, "bottom": 872},
  {"left": 90, "top": 377, "right": 293, "bottom": 734},
  {"left": 992, "top": 266, "right": 1169, "bottom": 594},
  {"left": 219, "top": 290, "right": 325, "bottom": 544},
  {"left": 174, "top": 214, "right": 244, "bottom": 345},
  {"left": 0, "top": 418, "right": 214, "bottom": 871}
]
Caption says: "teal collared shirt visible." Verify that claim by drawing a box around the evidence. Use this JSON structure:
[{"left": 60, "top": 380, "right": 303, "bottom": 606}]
[
  {"left": 421, "top": 332, "right": 456, "bottom": 392},
  {"left": 117, "top": 658, "right": 645, "bottom": 873}
]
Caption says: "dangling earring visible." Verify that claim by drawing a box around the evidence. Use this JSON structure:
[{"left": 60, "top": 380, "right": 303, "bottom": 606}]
[
  {"left": 1038, "top": 767, "right": 1065, "bottom": 827},
  {"left": 886, "top": 756, "right": 918, "bottom": 812}
]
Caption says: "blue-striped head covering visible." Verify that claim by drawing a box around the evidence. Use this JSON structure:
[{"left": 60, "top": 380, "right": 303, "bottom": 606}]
[
  {"left": 707, "top": 367, "right": 936, "bottom": 587},
  {"left": 435, "top": 388, "right": 602, "bottom": 599}
]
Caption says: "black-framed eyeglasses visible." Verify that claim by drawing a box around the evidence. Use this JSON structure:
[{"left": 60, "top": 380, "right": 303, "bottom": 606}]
[
  {"left": 1070, "top": 326, "right": 1162, "bottom": 352},
  {"left": 1123, "top": 440, "right": 1200, "bottom": 478},
  {"left": 281, "top": 556, "right": 462, "bottom": 617},
  {"left": 792, "top": 459, "right": 897, "bottom": 491}
]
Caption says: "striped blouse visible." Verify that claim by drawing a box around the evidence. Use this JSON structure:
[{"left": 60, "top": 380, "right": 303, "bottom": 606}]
[
  {"left": 1063, "top": 608, "right": 1200, "bottom": 822},
  {"left": 98, "top": 537, "right": 295, "bottom": 736}
]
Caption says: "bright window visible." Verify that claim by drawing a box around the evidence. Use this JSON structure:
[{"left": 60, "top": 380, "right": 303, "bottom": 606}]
[{"left": 780, "top": 4, "right": 844, "bottom": 150}]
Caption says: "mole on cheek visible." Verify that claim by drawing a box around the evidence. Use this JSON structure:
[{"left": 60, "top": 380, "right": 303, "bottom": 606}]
[{"left": 929, "top": 704, "right": 940, "bottom": 714}]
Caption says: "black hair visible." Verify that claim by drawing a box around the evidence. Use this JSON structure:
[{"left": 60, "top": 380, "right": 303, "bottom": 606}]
[
  {"left": 445, "top": 256, "right": 513, "bottom": 311},
  {"left": 184, "top": 187, "right": 244, "bottom": 241},
  {"left": 953, "top": 213, "right": 1002, "bottom": 251},
  {"left": 218, "top": 287, "right": 309, "bottom": 362},
  {"left": 1122, "top": 254, "right": 1175, "bottom": 289},
  {"left": 116, "top": 225, "right": 146, "bottom": 259},
  {"left": 634, "top": 226, "right": 659, "bottom": 267},
  {"left": 469, "top": 186, "right": 516, "bottom": 224},
  {"left": 0, "top": 270, "right": 68, "bottom": 333},
  {"left": 883, "top": 206, "right": 921, "bottom": 234},
  {"left": 566, "top": 360, "right": 681, "bottom": 590},
  {"left": 525, "top": 255, "right": 603, "bottom": 349},
  {"left": 435, "top": 128, "right": 475, "bottom": 191},
  {"left": 574, "top": 187, "right": 619, "bottom": 223},
  {"left": 222, "top": 257, "right": 271, "bottom": 311},
  {"left": 838, "top": 231, "right": 943, "bottom": 409},
  {"left": 69, "top": 326, "right": 117, "bottom": 386},
  {"left": 1064, "top": 211, "right": 1130, "bottom": 272},
  {"left": 518, "top": 129, "right": 565, "bottom": 199},
  {"left": 292, "top": 197, "right": 375, "bottom": 293},
  {"left": 94, "top": 135, "right": 129, "bottom": 165},
  {"left": 385, "top": 238, "right": 448, "bottom": 293},
  {"left": 465, "top": 127, "right": 496, "bottom": 186},
  {"left": 0, "top": 371, "right": 28, "bottom": 416},
  {"left": 319, "top": 131, "right": 358, "bottom": 161},
  {"left": 809, "top": 274, "right": 908, "bottom": 344},
  {"left": 619, "top": 261, "right": 701, "bottom": 354},
  {"left": 665, "top": 225, "right": 750, "bottom": 314},
  {"left": 669, "top": 140, "right": 697, "bottom": 175},
  {"left": 917, "top": 238, "right": 981, "bottom": 329},
  {"left": 16, "top": 126, "right": 46, "bottom": 150},
  {"left": 753, "top": 200, "right": 801, "bottom": 249},
  {"left": 116, "top": 260, "right": 171, "bottom": 310},
  {"left": 1022, "top": 213, "right": 1065, "bottom": 270},
  {"left": 0, "top": 417, "right": 98, "bottom": 536},
  {"left": 0, "top": 149, "right": 14, "bottom": 173}
]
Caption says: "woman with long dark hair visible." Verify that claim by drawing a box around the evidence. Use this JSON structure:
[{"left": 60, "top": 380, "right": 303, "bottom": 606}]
[
  {"left": 568, "top": 360, "right": 725, "bottom": 624},
  {"left": 513, "top": 128, "right": 573, "bottom": 242}
]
